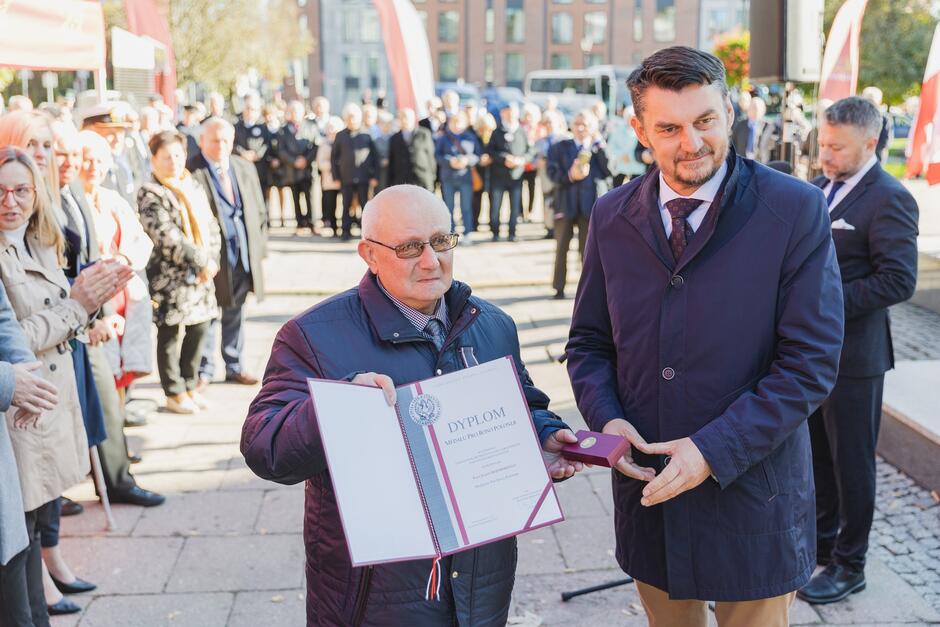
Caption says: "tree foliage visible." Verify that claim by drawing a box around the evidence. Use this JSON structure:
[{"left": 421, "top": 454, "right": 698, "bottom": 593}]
[
  {"left": 714, "top": 31, "right": 750, "bottom": 88},
  {"left": 825, "top": 0, "right": 936, "bottom": 104}
]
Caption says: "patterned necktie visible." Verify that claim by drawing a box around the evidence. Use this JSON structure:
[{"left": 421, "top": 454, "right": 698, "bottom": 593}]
[
  {"left": 424, "top": 318, "right": 446, "bottom": 351},
  {"left": 665, "top": 198, "right": 702, "bottom": 262},
  {"left": 826, "top": 180, "right": 845, "bottom": 207}
]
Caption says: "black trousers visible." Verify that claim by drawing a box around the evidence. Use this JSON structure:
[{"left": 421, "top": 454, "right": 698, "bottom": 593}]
[
  {"left": 552, "top": 213, "right": 589, "bottom": 293},
  {"left": 809, "top": 374, "right": 885, "bottom": 572},
  {"left": 290, "top": 179, "right": 313, "bottom": 228},
  {"left": 156, "top": 321, "right": 211, "bottom": 397},
  {"left": 0, "top": 505, "right": 53, "bottom": 627},
  {"left": 321, "top": 189, "right": 339, "bottom": 231},
  {"left": 340, "top": 183, "right": 370, "bottom": 237},
  {"left": 86, "top": 344, "right": 135, "bottom": 493},
  {"left": 522, "top": 169, "right": 537, "bottom": 218}
]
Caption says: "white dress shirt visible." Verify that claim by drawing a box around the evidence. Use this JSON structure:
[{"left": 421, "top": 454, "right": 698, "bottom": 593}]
[
  {"left": 823, "top": 155, "right": 878, "bottom": 212},
  {"left": 658, "top": 161, "right": 728, "bottom": 237}
]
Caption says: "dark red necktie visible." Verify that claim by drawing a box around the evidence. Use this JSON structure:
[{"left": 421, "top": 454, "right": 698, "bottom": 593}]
[{"left": 665, "top": 198, "right": 702, "bottom": 262}]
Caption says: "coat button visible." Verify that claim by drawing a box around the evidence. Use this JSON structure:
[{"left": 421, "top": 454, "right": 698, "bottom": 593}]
[
  {"left": 59, "top": 289, "right": 67, "bottom": 298},
  {"left": 670, "top": 275, "right": 684, "bottom": 288},
  {"left": 662, "top": 367, "right": 675, "bottom": 380},
  {"left": 393, "top": 332, "right": 400, "bottom": 338},
  {"left": 451, "top": 571, "right": 459, "bottom": 579},
  {"left": 50, "top": 363, "right": 57, "bottom": 372},
  {"left": 44, "top": 297, "right": 51, "bottom": 305},
  {"left": 435, "top": 369, "right": 442, "bottom": 375}
]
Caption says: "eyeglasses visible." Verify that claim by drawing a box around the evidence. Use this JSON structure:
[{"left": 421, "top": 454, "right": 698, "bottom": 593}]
[
  {"left": 0, "top": 185, "right": 35, "bottom": 203},
  {"left": 366, "top": 233, "right": 459, "bottom": 259}
]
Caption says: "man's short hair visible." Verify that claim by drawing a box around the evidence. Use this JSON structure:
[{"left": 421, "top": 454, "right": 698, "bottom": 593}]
[
  {"left": 823, "top": 96, "right": 883, "bottom": 140},
  {"left": 201, "top": 116, "right": 235, "bottom": 136},
  {"left": 149, "top": 129, "right": 186, "bottom": 156},
  {"left": 627, "top": 46, "right": 729, "bottom": 118}
]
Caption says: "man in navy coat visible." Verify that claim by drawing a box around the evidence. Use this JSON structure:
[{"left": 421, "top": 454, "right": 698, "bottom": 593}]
[
  {"left": 566, "top": 46, "right": 845, "bottom": 626},
  {"left": 799, "top": 96, "right": 919, "bottom": 604}
]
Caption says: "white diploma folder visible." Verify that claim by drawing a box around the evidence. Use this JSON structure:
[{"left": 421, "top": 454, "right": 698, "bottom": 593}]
[{"left": 308, "top": 357, "right": 564, "bottom": 567}]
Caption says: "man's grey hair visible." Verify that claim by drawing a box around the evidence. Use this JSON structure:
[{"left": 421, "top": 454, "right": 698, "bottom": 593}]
[
  {"left": 342, "top": 103, "right": 362, "bottom": 119},
  {"left": 824, "top": 96, "right": 882, "bottom": 139},
  {"left": 201, "top": 116, "right": 235, "bottom": 136}
]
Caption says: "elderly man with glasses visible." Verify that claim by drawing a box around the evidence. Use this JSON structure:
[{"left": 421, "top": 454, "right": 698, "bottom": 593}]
[{"left": 242, "top": 184, "right": 581, "bottom": 626}]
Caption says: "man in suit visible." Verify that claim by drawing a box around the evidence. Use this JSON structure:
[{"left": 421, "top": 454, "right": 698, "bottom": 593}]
[
  {"left": 190, "top": 118, "right": 267, "bottom": 388},
  {"left": 388, "top": 108, "right": 436, "bottom": 191},
  {"left": 331, "top": 104, "right": 378, "bottom": 241},
  {"left": 234, "top": 92, "right": 274, "bottom": 210},
  {"left": 53, "top": 123, "right": 165, "bottom": 507},
  {"left": 566, "top": 46, "right": 844, "bottom": 626},
  {"left": 486, "top": 104, "right": 532, "bottom": 242},
  {"left": 798, "top": 96, "right": 920, "bottom": 605},
  {"left": 547, "top": 109, "right": 610, "bottom": 299},
  {"left": 177, "top": 104, "right": 203, "bottom": 170},
  {"left": 277, "top": 100, "right": 318, "bottom": 233}
]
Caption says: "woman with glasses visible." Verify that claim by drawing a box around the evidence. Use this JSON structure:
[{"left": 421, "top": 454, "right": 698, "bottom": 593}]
[
  {"left": 137, "top": 130, "right": 221, "bottom": 415},
  {"left": 0, "top": 147, "right": 130, "bottom": 625}
]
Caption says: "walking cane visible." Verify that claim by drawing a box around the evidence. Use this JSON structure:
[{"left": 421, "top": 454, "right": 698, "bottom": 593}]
[{"left": 89, "top": 447, "right": 116, "bottom": 531}]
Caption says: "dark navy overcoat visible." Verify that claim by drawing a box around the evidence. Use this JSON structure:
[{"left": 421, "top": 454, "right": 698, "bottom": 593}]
[
  {"left": 566, "top": 153, "right": 845, "bottom": 601},
  {"left": 242, "top": 273, "right": 567, "bottom": 626}
]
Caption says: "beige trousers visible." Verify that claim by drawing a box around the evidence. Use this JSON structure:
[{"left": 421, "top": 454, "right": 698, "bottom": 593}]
[{"left": 635, "top": 580, "right": 797, "bottom": 627}]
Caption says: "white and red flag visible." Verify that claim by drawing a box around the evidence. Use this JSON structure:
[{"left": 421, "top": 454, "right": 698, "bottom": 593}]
[
  {"left": 373, "top": 0, "right": 435, "bottom": 118},
  {"left": 906, "top": 22, "right": 940, "bottom": 183},
  {"left": 819, "top": 0, "right": 869, "bottom": 102}
]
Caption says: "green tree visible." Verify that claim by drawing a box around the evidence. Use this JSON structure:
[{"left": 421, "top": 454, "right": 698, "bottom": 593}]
[
  {"left": 825, "top": 0, "right": 935, "bottom": 104},
  {"left": 714, "top": 31, "right": 750, "bottom": 88}
]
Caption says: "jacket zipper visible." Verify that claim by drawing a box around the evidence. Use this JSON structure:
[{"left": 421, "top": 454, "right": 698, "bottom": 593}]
[{"left": 351, "top": 565, "right": 373, "bottom": 626}]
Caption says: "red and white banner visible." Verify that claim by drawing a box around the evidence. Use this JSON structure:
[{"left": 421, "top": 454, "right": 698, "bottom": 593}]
[
  {"left": 373, "top": 0, "right": 435, "bottom": 118},
  {"left": 819, "top": 0, "right": 868, "bottom": 102},
  {"left": 906, "top": 22, "right": 940, "bottom": 184},
  {"left": 0, "top": 0, "right": 105, "bottom": 71}
]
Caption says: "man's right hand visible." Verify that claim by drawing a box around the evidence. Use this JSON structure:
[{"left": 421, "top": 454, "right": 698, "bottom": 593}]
[
  {"left": 11, "top": 362, "right": 58, "bottom": 414},
  {"left": 602, "top": 418, "right": 656, "bottom": 481},
  {"left": 351, "top": 372, "right": 396, "bottom": 406},
  {"left": 569, "top": 163, "right": 589, "bottom": 182}
]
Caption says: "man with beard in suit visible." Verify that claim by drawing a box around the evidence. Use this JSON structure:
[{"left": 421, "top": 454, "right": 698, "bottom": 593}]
[
  {"left": 190, "top": 118, "right": 267, "bottom": 389},
  {"left": 798, "top": 96, "right": 919, "bottom": 605},
  {"left": 387, "top": 108, "right": 436, "bottom": 191}
]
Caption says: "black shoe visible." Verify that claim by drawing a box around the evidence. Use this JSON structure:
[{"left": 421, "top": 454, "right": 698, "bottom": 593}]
[
  {"left": 797, "top": 564, "right": 866, "bottom": 604},
  {"left": 60, "top": 497, "right": 83, "bottom": 517},
  {"left": 491, "top": 235, "right": 500, "bottom": 242},
  {"left": 47, "top": 598, "right": 81, "bottom": 616},
  {"left": 51, "top": 576, "right": 96, "bottom": 595},
  {"left": 109, "top": 486, "right": 166, "bottom": 507},
  {"left": 507, "top": 235, "right": 516, "bottom": 242},
  {"left": 544, "top": 230, "right": 555, "bottom": 240},
  {"left": 128, "top": 453, "right": 142, "bottom": 464},
  {"left": 553, "top": 290, "right": 565, "bottom": 300}
]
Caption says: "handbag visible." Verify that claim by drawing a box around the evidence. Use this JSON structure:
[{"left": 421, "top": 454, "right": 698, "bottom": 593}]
[{"left": 471, "top": 167, "right": 483, "bottom": 192}]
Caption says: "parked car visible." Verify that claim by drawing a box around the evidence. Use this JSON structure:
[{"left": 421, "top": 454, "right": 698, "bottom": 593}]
[
  {"left": 434, "top": 82, "right": 481, "bottom": 108},
  {"left": 481, "top": 86, "right": 526, "bottom": 117}
]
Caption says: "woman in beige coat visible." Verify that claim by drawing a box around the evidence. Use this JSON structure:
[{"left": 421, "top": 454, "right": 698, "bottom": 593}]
[{"left": 0, "top": 146, "right": 130, "bottom": 624}]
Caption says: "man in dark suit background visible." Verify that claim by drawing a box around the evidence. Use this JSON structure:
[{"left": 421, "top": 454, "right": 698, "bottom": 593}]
[
  {"left": 277, "top": 100, "right": 318, "bottom": 233},
  {"left": 387, "top": 108, "right": 436, "bottom": 191},
  {"left": 486, "top": 104, "right": 532, "bottom": 242},
  {"left": 546, "top": 109, "right": 610, "bottom": 299},
  {"left": 190, "top": 118, "right": 267, "bottom": 388},
  {"left": 234, "top": 92, "right": 274, "bottom": 211},
  {"left": 799, "top": 96, "right": 919, "bottom": 605},
  {"left": 331, "top": 103, "right": 378, "bottom": 241}
]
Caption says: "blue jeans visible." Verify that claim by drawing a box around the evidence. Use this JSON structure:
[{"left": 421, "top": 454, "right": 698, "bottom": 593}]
[
  {"left": 441, "top": 178, "right": 474, "bottom": 235},
  {"left": 489, "top": 179, "right": 523, "bottom": 237}
]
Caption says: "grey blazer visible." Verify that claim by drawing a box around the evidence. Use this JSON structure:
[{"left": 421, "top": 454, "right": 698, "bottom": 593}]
[{"left": 0, "top": 281, "right": 34, "bottom": 565}]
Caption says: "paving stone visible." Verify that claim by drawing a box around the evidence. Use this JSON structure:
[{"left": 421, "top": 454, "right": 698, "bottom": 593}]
[
  {"left": 220, "top": 458, "right": 304, "bottom": 492},
  {"left": 510, "top": 570, "right": 647, "bottom": 626},
  {"left": 516, "top": 525, "right": 566, "bottom": 576},
  {"left": 166, "top": 534, "right": 304, "bottom": 593},
  {"left": 133, "top": 490, "right": 265, "bottom": 537},
  {"left": 553, "top": 514, "right": 619, "bottom": 572},
  {"left": 553, "top": 474, "right": 609, "bottom": 519},
  {"left": 56, "top": 498, "right": 143, "bottom": 537},
  {"left": 255, "top": 489, "right": 305, "bottom": 534},
  {"left": 228, "top": 589, "right": 306, "bottom": 627},
  {"left": 77, "top": 592, "right": 232, "bottom": 627},
  {"left": 57, "top": 536, "right": 183, "bottom": 595}
]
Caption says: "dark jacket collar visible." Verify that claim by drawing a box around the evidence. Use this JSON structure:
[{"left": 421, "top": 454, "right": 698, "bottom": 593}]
[
  {"left": 814, "top": 161, "right": 882, "bottom": 221},
  {"left": 358, "top": 271, "right": 476, "bottom": 345}
]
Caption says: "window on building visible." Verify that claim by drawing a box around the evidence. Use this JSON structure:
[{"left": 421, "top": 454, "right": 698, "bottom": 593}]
[
  {"left": 654, "top": 0, "right": 676, "bottom": 42},
  {"left": 506, "top": 52, "right": 525, "bottom": 88},
  {"left": 586, "top": 0, "right": 607, "bottom": 3},
  {"left": 586, "top": 52, "right": 604, "bottom": 67},
  {"left": 439, "top": 51, "right": 459, "bottom": 81},
  {"left": 551, "top": 12, "right": 573, "bottom": 44},
  {"left": 506, "top": 0, "right": 525, "bottom": 43},
  {"left": 362, "top": 8, "right": 381, "bottom": 42},
  {"left": 485, "top": 1, "right": 495, "bottom": 43},
  {"left": 342, "top": 9, "right": 358, "bottom": 43},
  {"left": 439, "top": 11, "right": 459, "bottom": 43},
  {"left": 484, "top": 52, "right": 495, "bottom": 84},
  {"left": 584, "top": 12, "right": 607, "bottom": 44},
  {"left": 632, "top": 50, "right": 644, "bottom": 64},
  {"left": 343, "top": 53, "right": 360, "bottom": 90},
  {"left": 634, "top": 0, "right": 643, "bottom": 42},
  {"left": 550, "top": 53, "right": 571, "bottom": 69},
  {"left": 368, "top": 53, "right": 381, "bottom": 89},
  {"left": 553, "top": 0, "right": 573, "bottom": 3}
]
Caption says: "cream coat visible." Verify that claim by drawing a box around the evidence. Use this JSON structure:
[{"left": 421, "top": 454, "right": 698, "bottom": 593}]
[{"left": 0, "top": 231, "right": 91, "bottom": 512}]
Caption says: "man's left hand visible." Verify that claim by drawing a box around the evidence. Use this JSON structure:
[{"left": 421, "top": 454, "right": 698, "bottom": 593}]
[
  {"left": 640, "top": 437, "right": 711, "bottom": 506},
  {"left": 542, "top": 428, "right": 585, "bottom": 479}
]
